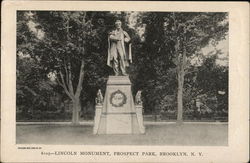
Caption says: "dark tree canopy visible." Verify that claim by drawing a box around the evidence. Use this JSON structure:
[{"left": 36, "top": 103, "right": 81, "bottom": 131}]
[{"left": 16, "top": 11, "right": 228, "bottom": 122}]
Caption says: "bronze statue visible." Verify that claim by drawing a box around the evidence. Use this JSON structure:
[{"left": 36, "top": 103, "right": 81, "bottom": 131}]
[{"left": 107, "top": 20, "right": 132, "bottom": 76}]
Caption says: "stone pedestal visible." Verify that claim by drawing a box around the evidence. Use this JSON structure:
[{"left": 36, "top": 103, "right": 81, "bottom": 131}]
[{"left": 93, "top": 76, "right": 145, "bottom": 134}]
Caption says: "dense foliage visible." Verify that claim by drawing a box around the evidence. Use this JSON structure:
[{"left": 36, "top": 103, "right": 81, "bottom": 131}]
[{"left": 16, "top": 11, "right": 228, "bottom": 122}]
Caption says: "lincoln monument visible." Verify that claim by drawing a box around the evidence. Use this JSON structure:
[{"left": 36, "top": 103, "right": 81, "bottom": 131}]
[{"left": 93, "top": 20, "right": 145, "bottom": 134}]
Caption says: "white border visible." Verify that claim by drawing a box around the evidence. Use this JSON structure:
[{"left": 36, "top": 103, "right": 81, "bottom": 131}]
[{"left": 1, "top": 1, "right": 249, "bottom": 162}]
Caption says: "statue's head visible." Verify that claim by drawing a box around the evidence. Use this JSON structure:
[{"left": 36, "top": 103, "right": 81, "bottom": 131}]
[{"left": 115, "top": 19, "right": 122, "bottom": 29}]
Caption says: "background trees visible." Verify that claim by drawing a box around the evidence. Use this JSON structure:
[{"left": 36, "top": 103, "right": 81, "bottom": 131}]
[
  {"left": 133, "top": 12, "right": 228, "bottom": 122},
  {"left": 16, "top": 11, "right": 229, "bottom": 123},
  {"left": 20, "top": 11, "right": 100, "bottom": 124},
  {"left": 17, "top": 11, "right": 137, "bottom": 123},
  {"left": 162, "top": 12, "right": 228, "bottom": 123},
  {"left": 17, "top": 12, "right": 56, "bottom": 120}
]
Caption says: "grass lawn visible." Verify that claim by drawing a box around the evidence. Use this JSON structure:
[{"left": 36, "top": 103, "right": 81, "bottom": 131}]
[{"left": 16, "top": 123, "right": 228, "bottom": 146}]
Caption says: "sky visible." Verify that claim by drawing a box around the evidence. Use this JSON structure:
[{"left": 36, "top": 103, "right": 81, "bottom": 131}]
[{"left": 201, "top": 36, "right": 228, "bottom": 66}]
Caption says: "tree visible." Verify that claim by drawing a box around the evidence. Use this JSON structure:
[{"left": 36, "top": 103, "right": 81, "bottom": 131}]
[
  {"left": 135, "top": 12, "right": 228, "bottom": 122},
  {"left": 17, "top": 12, "right": 55, "bottom": 117},
  {"left": 162, "top": 12, "right": 228, "bottom": 123},
  {"left": 16, "top": 11, "right": 101, "bottom": 124},
  {"left": 37, "top": 11, "right": 103, "bottom": 124},
  {"left": 133, "top": 12, "right": 176, "bottom": 117},
  {"left": 196, "top": 53, "right": 228, "bottom": 117},
  {"left": 17, "top": 11, "right": 135, "bottom": 123},
  {"left": 16, "top": 55, "right": 55, "bottom": 117}
]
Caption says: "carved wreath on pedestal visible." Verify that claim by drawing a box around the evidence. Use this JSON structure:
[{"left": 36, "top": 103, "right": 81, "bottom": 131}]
[{"left": 110, "top": 90, "right": 127, "bottom": 107}]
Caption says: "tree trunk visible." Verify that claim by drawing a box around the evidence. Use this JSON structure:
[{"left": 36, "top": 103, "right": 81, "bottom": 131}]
[
  {"left": 72, "top": 98, "right": 80, "bottom": 125},
  {"left": 177, "top": 71, "right": 184, "bottom": 123},
  {"left": 57, "top": 59, "right": 84, "bottom": 125},
  {"left": 177, "top": 49, "right": 187, "bottom": 124}
]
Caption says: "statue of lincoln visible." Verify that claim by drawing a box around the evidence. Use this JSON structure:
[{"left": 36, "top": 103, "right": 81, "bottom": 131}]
[{"left": 107, "top": 20, "right": 132, "bottom": 76}]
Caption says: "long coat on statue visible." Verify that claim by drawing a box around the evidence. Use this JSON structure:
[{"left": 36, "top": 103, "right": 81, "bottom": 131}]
[{"left": 107, "top": 29, "right": 132, "bottom": 68}]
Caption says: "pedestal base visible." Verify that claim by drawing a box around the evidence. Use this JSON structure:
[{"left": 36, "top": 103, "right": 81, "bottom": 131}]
[{"left": 93, "top": 76, "right": 145, "bottom": 134}]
